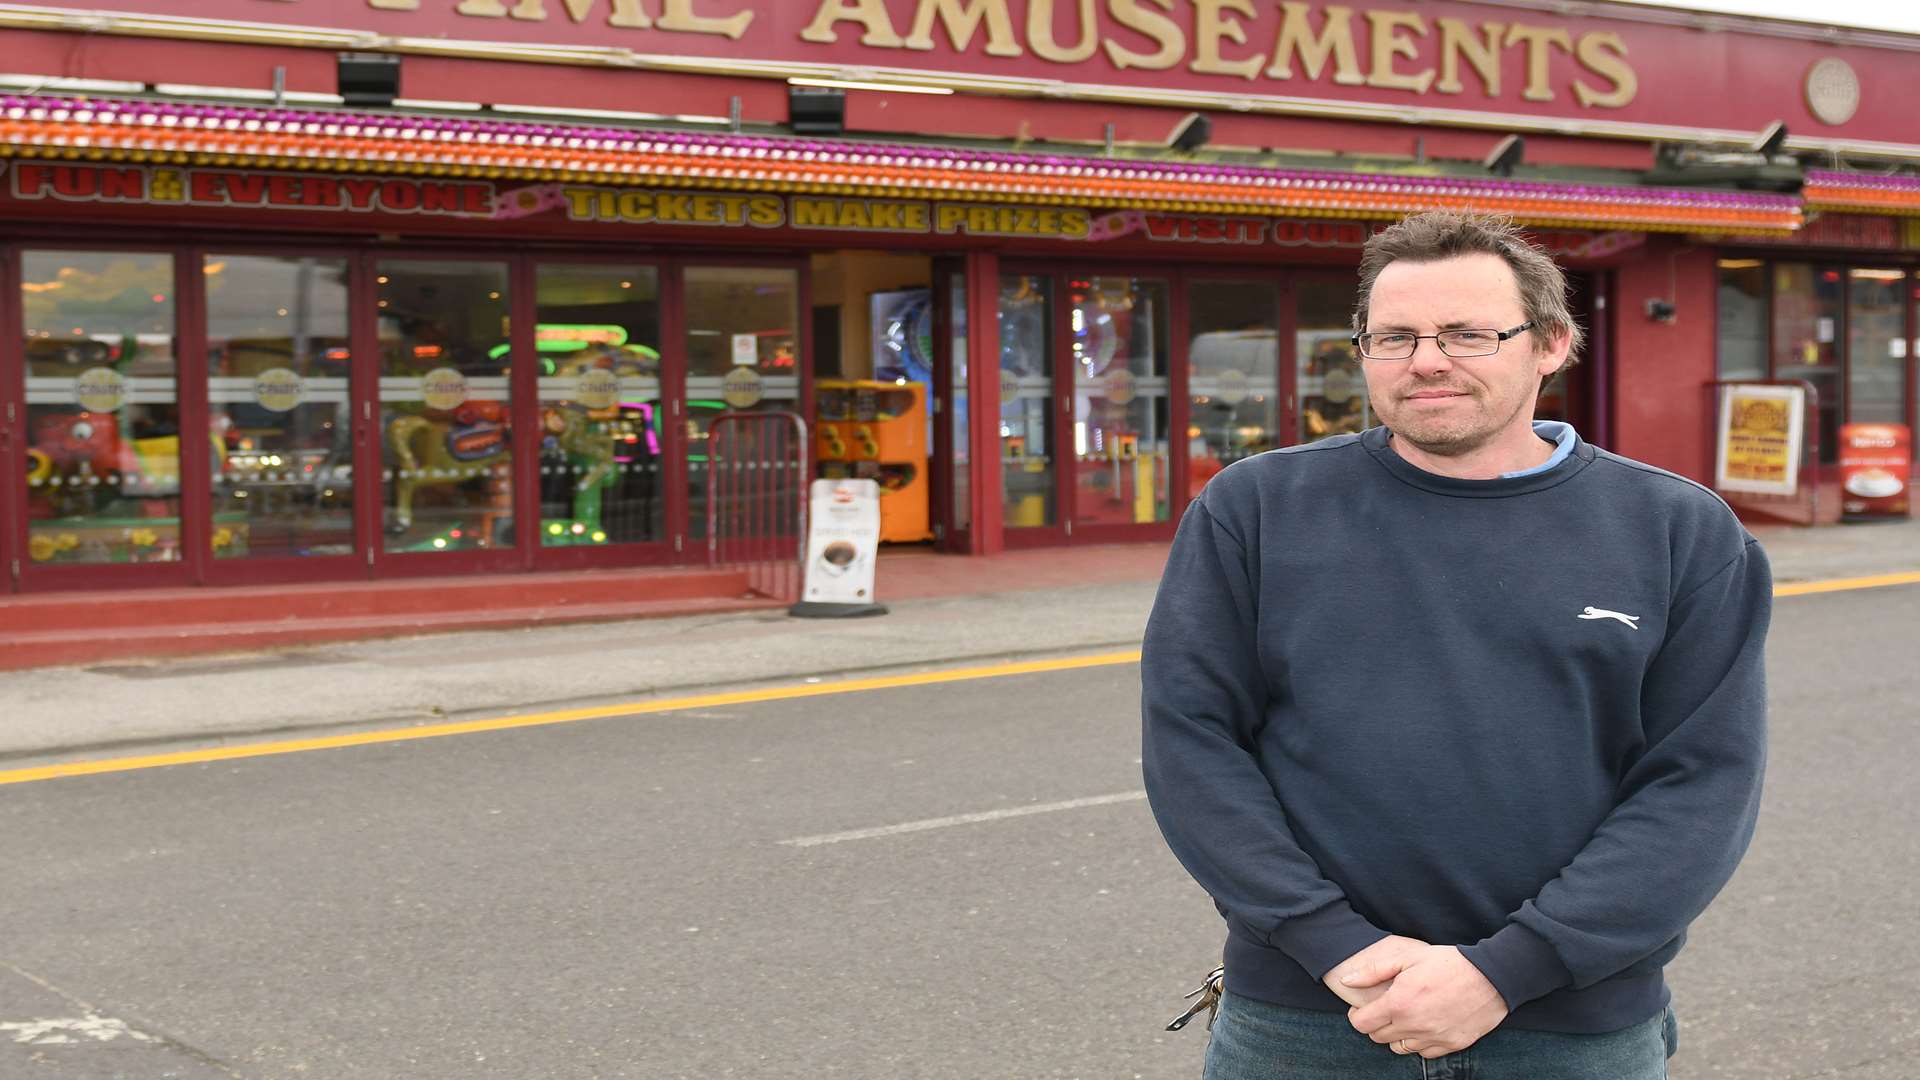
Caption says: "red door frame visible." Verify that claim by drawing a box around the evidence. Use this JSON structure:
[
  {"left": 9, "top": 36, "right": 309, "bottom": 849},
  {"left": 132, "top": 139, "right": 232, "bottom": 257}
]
[
  {"left": 1909, "top": 269, "right": 1919, "bottom": 465},
  {"left": 935, "top": 249, "right": 1013, "bottom": 555},
  {"left": 1587, "top": 270, "right": 1614, "bottom": 449},
  {"left": 0, "top": 247, "right": 20, "bottom": 592},
  {"left": 964, "top": 250, "right": 1003, "bottom": 556},
  {"left": 6, "top": 241, "right": 196, "bottom": 593},
  {"left": 995, "top": 260, "right": 1186, "bottom": 549},
  {"left": 929, "top": 255, "right": 966, "bottom": 553},
  {"left": 174, "top": 242, "right": 214, "bottom": 588},
  {"left": 350, "top": 251, "right": 383, "bottom": 578},
  {"left": 659, "top": 259, "right": 690, "bottom": 555}
]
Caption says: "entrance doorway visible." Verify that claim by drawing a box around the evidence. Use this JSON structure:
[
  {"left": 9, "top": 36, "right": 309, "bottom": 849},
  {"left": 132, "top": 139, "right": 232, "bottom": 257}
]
[
  {"left": 1535, "top": 271, "right": 1608, "bottom": 443},
  {"left": 995, "top": 268, "right": 1177, "bottom": 546},
  {"left": 807, "top": 250, "right": 937, "bottom": 549}
]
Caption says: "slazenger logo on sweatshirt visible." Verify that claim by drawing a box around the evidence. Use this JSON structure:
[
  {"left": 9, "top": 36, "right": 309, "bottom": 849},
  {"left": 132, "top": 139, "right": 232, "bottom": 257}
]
[{"left": 1578, "top": 606, "right": 1640, "bottom": 629}]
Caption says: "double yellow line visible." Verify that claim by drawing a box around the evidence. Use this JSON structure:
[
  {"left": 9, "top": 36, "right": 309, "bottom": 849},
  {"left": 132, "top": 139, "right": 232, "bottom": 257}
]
[
  {"left": 0, "top": 650, "right": 1141, "bottom": 787},
  {"left": 3, "top": 569, "right": 1914, "bottom": 788},
  {"left": 1772, "top": 569, "right": 1920, "bottom": 597}
]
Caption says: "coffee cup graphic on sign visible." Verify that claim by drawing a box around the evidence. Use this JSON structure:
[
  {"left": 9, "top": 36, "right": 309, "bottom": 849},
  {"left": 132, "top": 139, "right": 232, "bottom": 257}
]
[{"left": 820, "top": 540, "right": 858, "bottom": 577}]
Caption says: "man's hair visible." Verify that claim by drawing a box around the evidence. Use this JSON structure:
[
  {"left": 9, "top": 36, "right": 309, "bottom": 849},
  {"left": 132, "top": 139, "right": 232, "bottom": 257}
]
[{"left": 1353, "top": 210, "right": 1585, "bottom": 372}]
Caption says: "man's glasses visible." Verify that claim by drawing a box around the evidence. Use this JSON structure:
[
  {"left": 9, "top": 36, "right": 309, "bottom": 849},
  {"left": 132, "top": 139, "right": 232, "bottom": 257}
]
[{"left": 1351, "top": 322, "right": 1533, "bottom": 362}]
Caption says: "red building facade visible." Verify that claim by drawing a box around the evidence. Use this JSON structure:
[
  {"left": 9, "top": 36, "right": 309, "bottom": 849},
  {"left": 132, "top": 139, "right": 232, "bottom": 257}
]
[{"left": 2, "top": 0, "right": 1917, "bottom": 592}]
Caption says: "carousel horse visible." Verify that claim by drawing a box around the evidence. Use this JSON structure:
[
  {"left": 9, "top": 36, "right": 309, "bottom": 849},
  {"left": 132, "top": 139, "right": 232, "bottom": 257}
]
[
  {"left": 385, "top": 402, "right": 509, "bottom": 535},
  {"left": 385, "top": 402, "right": 616, "bottom": 533}
]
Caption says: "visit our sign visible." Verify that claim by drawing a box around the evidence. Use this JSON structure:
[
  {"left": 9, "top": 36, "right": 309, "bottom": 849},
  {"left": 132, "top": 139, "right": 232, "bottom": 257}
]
[{"left": 17, "top": 1, "right": 1912, "bottom": 144}]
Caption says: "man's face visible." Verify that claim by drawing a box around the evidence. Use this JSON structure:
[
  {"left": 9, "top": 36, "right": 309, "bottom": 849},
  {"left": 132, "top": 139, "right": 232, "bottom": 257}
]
[{"left": 1359, "top": 253, "right": 1569, "bottom": 458}]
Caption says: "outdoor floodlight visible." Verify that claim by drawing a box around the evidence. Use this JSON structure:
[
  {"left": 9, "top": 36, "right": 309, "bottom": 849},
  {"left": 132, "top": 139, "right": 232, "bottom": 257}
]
[
  {"left": 1485, "top": 134, "right": 1525, "bottom": 177},
  {"left": 1167, "top": 112, "right": 1211, "bottom": 153},
  {"left": 788, "top": 84, "right": 846, "bottom": 135},
  {"left": 337, "top": 52, "right": 400, "bottom": 108},
  {"left": 1751, "top": 121, "right": 1789, "bottom": 158}
]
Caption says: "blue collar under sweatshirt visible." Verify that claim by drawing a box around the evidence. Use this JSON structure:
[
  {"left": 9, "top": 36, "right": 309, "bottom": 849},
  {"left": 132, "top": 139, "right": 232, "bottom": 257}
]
[
  {"left": 1141, "top": 425, "right": 1771, "bottom": 1035},
  {"left": 1501, "top": 420, "right": 1576, "bottom": 478}
]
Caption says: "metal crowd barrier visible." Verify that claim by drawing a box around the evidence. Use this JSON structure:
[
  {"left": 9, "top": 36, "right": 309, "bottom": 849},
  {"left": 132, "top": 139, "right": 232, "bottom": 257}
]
[{"left": 705, "top": 410, "right": 809, "bottom": 603}]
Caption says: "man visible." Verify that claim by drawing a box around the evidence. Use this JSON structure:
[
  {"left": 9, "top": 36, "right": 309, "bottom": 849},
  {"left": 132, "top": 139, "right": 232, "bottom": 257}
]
[{"left": 1142, "top": 210, "right": 1769, "bottom": 1079}]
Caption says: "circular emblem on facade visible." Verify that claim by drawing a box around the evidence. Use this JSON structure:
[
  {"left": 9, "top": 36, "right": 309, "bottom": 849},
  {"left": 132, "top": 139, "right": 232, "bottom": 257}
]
[
  {"left": 1805, "top": 58, "right": 1860, "bottom": 126},
  {"left": 999, "top": 368, "right": 1023, "bottom": 406},
  {"left": 1328, "top": 367, "right": 1359, "bottom": 405},
  {"left": 1104, "top": 368, "right": 1137, "bottom": 405},
  {"left": 420, "top": 366, "right": 470, "bottom": 411},
  {"left": 574, "top": 368, "right": 621, "bottom": 410},
  {"left": 721, "top": 366, "right": 765, "bottom": 409},
  {"left": 252, "top": 367, "right": 306, "bottom": 412},
  {"left": 74, "top": 367, "right": 127, "bottom": 412},
  {"left": 1213, "top": 369, "right": 1249, "bottom": 406},
  {"left": 1322, "top": 367, "right": 1357, "bottom": 405}
]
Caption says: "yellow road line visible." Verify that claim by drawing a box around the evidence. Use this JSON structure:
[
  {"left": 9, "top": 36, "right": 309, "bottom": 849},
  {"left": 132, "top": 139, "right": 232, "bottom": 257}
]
[
  {"left": 0, "top": 649, "right": 1144, "bottom": 787},
  {"left": 1774, "top": 570, "right": 1920, "bottom": 597},
  {"left": 1, "top": 566, "right": 1913, "bottom": 789}
]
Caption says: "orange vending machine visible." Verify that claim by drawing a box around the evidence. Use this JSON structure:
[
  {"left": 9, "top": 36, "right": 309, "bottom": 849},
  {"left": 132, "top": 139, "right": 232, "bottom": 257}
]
[{"left": 815, "top": 379, "right": 931, "bottom": 542}]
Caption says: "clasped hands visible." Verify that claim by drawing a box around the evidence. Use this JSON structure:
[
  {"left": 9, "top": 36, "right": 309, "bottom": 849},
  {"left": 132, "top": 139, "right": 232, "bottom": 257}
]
[{"left": 1319, "top": 935, "right": 1509, "bottom": 1060}]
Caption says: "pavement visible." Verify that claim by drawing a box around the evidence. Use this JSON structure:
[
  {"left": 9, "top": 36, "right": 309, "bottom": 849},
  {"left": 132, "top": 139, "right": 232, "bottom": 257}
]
[{"left": 0, "top": 514, "right": 1916, "bottom": 763}]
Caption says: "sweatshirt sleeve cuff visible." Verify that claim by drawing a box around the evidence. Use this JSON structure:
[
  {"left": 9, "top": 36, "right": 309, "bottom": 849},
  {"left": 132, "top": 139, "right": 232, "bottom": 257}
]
[
  {"left": 1457, "top": 923, "right": 1573, "bottom": 1010},
  {"left": 1268, "top": 899, "right": 1388, "bottom": 981}
]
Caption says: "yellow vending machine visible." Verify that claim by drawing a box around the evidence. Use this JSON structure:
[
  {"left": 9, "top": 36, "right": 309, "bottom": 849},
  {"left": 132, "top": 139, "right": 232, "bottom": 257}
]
[{"left": 815, "top": 379, "right": 931, "bottom": 543}]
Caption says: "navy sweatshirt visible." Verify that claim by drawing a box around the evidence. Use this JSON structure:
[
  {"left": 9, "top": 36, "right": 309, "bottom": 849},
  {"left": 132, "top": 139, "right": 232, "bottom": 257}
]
[{"left": 1141, "top": 426, "right": 1770, "bottom": 1034}]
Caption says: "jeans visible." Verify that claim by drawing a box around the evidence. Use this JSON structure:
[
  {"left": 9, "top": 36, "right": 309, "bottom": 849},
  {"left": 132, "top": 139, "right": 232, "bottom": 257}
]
[{"left": 1202, "top": 991, "right": 1677, "bottom": 1080}]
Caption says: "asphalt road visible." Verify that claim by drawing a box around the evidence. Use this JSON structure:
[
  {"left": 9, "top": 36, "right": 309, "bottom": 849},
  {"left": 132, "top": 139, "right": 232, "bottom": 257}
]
[{"left": 0, "top": 584, "right": 1914, "bottom": 1079}]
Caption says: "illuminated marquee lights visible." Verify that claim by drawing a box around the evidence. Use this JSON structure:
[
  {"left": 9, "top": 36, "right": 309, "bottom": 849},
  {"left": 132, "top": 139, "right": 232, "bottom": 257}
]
[
  {"left": 1802, "top": 169, "right": 1920, "bottom": 218},
  {"left": 0, "top": 93, "right": 1806, "bottom": 234}
]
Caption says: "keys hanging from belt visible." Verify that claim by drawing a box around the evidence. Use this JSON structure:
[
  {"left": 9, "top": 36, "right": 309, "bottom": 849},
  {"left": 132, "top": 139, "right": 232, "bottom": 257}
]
[{"left": 1165, "top": 966, "right": 1225, "bottom": 1032}]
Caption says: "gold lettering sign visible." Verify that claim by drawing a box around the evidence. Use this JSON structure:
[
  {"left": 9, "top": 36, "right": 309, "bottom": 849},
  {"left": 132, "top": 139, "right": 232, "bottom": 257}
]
[
  {"left": 395, "top": 0, "right": 751, "bottom": 36},
  {"left": 354, "top": 1, "right": 1636, "bottom": 109},
  {"left": 793, "top": 0, "right": 1636, "bottom": 108}
]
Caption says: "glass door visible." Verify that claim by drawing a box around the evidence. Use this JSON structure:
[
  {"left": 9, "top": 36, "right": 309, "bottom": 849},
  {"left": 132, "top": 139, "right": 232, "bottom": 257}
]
[
  {"left": 1772, "top": 263, "right": 1845, "bottom": 463},
  {"left": 1068, "top": 276, "right": 1172, "bottom": 537},
  {"left": 1847, "top": 268, "right": 1907, "bottom": 427},
  {"left": 16, "top": 249, "right": 190, "bottom": 586},
  {"left": 202, "top": 253, "right": 357, "bottom": 576},
  {"left": 681, "top": 264, "right": 804, "bottom": 544},
  {"left": 1297, "top": 274, "right": 1369, "bottom": 444},
  {"left": 530, "top": 262, "right": 671, "bottom": 565},
  {"left": 997, "top": 273, "right": 1058, "bottom": 542},
  {"left": 375, "top": 258, "right": 520, "bottom": 565},
  {"left": 1186, "top": 278, "right": 1281, "bottom": 497}
]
